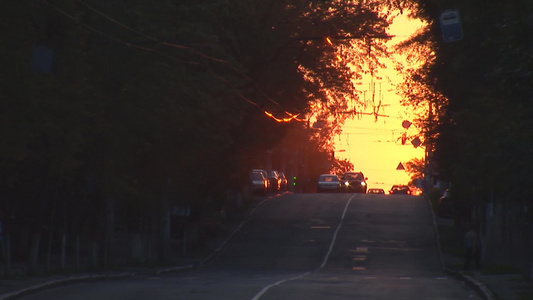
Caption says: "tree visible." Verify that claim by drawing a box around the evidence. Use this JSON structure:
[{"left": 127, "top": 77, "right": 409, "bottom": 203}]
[
  {"left": 0, "top": 0, "right": 424, "bottom": 271},
  {"left": 405, "top": 157, "right": 424, "bottom": 184},
  {"left": 407, "top": 0, "right": 533, "bottom": 280},
  {"left": 332, "top": 159, "right": 354, "bottom": 177}
]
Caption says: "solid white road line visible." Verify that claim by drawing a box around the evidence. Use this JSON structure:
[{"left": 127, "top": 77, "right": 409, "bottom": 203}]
[{"left": 250, "top": 194, "right": 356, "bottom": 300}]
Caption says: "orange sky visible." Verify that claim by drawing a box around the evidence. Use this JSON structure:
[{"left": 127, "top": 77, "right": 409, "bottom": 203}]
[{"left": 334, "top": 14, "right": 426, "bottom": 192}]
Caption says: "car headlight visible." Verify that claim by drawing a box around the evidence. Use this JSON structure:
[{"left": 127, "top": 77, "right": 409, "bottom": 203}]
[
  {"left": 361, "top": 182, "right": 366, "bottom": 186},
  {"left": 344, "top": 181, "right": 350, "bottom": 186}
]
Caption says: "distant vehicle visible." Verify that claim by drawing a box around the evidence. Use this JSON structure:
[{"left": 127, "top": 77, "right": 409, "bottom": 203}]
[
  {"left": 341, "top": 172, "right": 368, "bottom": 193},
  {"left": 367, "top": 188, "right": 385, "bottom": 194},
  {"left": 389, "top": 185, "right": 411, "bottom": 195},
  {"left": 252, "top": 169, "right": 270, "bottom": 191},
  {"left": 317, "top": 174, "right": 342, "bottom": 193},
  {"left": 438, "top": 189, "right": 453, "bottom": 218},
  {"left": 278, "top": 172, "right": 288, "bottom": 191},
  {"left": 269, "top": 170, "right": 282, "bottom": 192},
  {"left": 249, "top": 171, "right": 268, "bottom": 195}
]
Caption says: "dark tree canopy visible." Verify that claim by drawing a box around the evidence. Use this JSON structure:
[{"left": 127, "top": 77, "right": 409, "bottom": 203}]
[
  {"left": 1, "top": 0, "right": 421, "bottom": 268},
  {"left": 406, "top": 0, "right": 533, "bottom": 196}
]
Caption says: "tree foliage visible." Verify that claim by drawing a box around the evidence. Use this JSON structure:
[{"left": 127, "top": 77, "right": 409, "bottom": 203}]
[
  {"left": 407, "top": 0, "right": 533, "bottom": 196},
  {"left": 404, "top": 0, "right": 532, "bottom": 278},
  {"left": 0, "top": 0, "right": 419, "bottom": 270}
]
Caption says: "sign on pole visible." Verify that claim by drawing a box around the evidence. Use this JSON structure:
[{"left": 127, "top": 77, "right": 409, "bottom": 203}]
[
  {"left": 411, "top": 137, "right": 422, "bottom": 148},
  {"left": 440, "top": 9, "right": 463, "bottom": 42}
]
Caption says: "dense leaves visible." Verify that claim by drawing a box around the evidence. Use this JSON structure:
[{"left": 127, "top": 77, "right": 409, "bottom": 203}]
[
  {"left": 410, "top": 1, "right": 533, "bottom": 198},
  {"left": 1, "top": 0, "right": 411, "bottom": 269},
  {"left": 405, "top": 0, "right": 532, "bottom": 279}
]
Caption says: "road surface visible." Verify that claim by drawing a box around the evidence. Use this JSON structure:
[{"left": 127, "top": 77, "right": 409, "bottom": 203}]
[{"left": 20, "top": 192, "right": 480, "bottom": 300}]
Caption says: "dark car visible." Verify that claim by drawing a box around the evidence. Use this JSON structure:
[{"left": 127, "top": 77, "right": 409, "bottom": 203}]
[
  {"left": 341, "top": 172, "right": 368, "bottom": 193},
  {"left": 278, "top": 172, "right": 288, "bottom": 191},
  {"left": 269, "top": 170, "right": 282, "bottom": 192},
  {"left": 317, "top": 174, "right": 342, "bottom": 193},
  {"left": 389, "top": 185, "right": 411, "bottom": 195},
  {"left": 438, "top": 189, "right": 453, "bottom": 218}
]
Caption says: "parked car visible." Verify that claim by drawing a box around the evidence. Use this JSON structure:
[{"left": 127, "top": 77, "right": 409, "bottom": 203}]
[
  {"left": 438, "top": 189, "right": 453, "bottom": 218},
  {"left": 317, "top": 174, "right": 342, "bottom": 193},
  {"left": 341, "top": 172, "right": 368, "bottom": 193},
  {"left": 252, "top": 169, "right": 270, "bottom": 191},
  {"left": 367, "top": 188, "right": 385, "bottom": 194},
  {"left": 278, "top": 172, "right": 288, "bottom": 191},
  {"left": 249, "top": 171, "right": 268, "bottom": 195},
  {"left": 389, "top": 185, "right": 411, "bottom": 195},
  {"left": 269, "top": 170, "right": 282, "bottom": 192}
]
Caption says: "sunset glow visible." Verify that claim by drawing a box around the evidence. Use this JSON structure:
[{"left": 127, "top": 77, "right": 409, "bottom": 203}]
[{"left": 334, "top": 14, "right": 427, "bottom": 192}]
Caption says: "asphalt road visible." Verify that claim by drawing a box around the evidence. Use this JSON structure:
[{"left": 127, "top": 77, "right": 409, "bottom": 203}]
[{"left": 19, "top": 192, "right": 481, "bottom": 300}]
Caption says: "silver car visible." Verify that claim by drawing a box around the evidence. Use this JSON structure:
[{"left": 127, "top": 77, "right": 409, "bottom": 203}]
[
  {"left": 250, "top": 171, "right": 268, "bottom": 195},
  {"left": 317, "top": 174, "right": 342, "bottom": 193},
  {"left": 252, "top": 169, "right": 270, "bottom": 192}
]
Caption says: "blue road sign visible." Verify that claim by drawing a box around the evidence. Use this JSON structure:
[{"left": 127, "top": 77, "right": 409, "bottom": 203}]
[{"left": 440, "top": 9, "right": 463, "bottom": 42}]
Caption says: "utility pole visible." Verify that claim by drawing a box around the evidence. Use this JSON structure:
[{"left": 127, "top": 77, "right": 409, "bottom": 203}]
[{"left": 424, "top": 101, "right": 434, "bottom": 194}]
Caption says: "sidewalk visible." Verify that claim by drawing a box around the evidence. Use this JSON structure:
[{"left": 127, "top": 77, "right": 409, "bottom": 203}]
[
  {"left": 439, "top": 241, "right": 533, "bottom": 300},
  {"left": 434, "top": 214, "right": 533, "bottom": 300}
]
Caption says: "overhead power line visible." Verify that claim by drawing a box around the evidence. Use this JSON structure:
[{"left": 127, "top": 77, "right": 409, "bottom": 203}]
[{"left": 43, "top": 0, "right": 304, "bottom": 123}]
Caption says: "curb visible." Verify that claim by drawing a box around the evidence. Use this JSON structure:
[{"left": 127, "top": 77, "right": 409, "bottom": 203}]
[
  {"left": 444, "top": 268, "right": 496, "bottom": 300},
  {"left": 0, "top": 273, "right": 133, "bottom": 300},
  {"left": 425, "top": 194, "right": 495, "bottom": 300}
]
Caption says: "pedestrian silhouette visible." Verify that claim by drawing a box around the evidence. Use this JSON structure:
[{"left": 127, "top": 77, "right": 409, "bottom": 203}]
[{"left": 464, "top": 223, "right": 481, "bottom": 270}]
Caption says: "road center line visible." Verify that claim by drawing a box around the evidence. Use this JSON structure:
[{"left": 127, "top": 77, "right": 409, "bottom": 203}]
[
  {"left": 251, "top": 272, "right": 311, "bottom": 300},
  {"left": 316, "top": 194, "right": 354, "bottom": 271},
  {"left": 250, "top": 194, "right": 355, "bottom": 300}
]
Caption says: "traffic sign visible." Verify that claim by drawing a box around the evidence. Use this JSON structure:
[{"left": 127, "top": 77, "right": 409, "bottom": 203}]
[
  {"left": 396, "top": 162, "right": 405, "bottom": 170},
  {"left": 440, "top": 9, "right": 463, "bottom": 42},
  {"left": 411, "top": 137, "right": 422, "bottom": 148}
]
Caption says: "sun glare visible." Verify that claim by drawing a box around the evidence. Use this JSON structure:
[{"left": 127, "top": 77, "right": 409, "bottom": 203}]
[{"left": 334, "top": 14, "right": 427, "bottom": 192}]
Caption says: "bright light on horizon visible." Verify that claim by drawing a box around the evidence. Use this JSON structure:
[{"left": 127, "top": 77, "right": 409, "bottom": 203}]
[{"left": 334, "top": 14, "right": 427, "bottom": 191}]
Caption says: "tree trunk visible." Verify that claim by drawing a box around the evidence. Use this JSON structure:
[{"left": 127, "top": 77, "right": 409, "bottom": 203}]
[
  {"left": 129, "top": 233, "right": 144, "bottom": 264},
  {"left": 522, "top": 205, "right": 532, "bottom": 282},
  {"left": 28, "top": 233, "right": 41, "bottom": 275},
  {"left": 2, "top": 233, "right": 11, "bottom": 277},
  {"left": 148, "top": 216, "right": 157, "bottom": 264},
  {"left": 60, "top": 230, "right": 66, "bottom": 270},
  {"left": 90, "top": 239, "right": 99, "bottom": 268},
  {"left": 522, "top": 226, "right": 532, "bottom": 281},
  {"left": 45, "top": 228, "right": 53, "bottom": 274},
  {"left": 501, "top": 200, "right": 508, "bottom": 262},
  {"left": 103, "top": 197, "right": 115, "bottom": 267},
  {"left": 75, "top": 234, "right": 80, "bottom": 269},
  {"left": 143, "top": 219, "right": 155, "bottom": 264},
  {"left": 501, "top": 200, "right": 507, "bottom": 243},
  {"left": 158, "top": 206, "right": 171, "bottom": 263}
]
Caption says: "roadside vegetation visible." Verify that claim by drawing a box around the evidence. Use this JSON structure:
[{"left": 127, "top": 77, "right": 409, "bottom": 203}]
[
  {"left": 0, "top": 0, "right": 420, "bottom": 276},
  {"left": 411, "top": 0, "right": 533, "bottom": 281}
]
